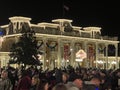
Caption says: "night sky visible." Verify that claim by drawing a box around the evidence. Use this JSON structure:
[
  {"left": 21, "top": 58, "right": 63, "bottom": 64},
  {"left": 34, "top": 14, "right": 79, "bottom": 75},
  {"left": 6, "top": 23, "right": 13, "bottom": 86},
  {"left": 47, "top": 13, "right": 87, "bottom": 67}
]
[{"left": 0, "top": 0, "right": 120, "bottom": 40}]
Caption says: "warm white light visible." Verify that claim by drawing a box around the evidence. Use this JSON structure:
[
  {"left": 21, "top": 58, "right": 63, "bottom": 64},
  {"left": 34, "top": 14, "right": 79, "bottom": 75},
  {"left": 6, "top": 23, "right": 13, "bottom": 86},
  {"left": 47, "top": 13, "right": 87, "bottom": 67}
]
[
  {"left": 76, "top": 49, "right": 87, "bottom": 61},
  {"left": 97, "top": 60, "right": 104, "bottom": 64},
  {"left": 0, "top": 37, "right": 4, "bottom": 48},
  {"left": 55, "top": 60, "right": 57, "bottom": 62},
  {"left": 111, "top": 61, "right": 116, "bottom": 64},
  {"left": 66, "top": 60, "right": 69, "bottom": 62},
  {"left": 75, "top": 58, "right": 83, "bottom": 62},
  {"left": 37, "top": 54, "right": 42, "bottom": 60},
  {"left": 40, "top": 60, "right": 43, "bottom": 62},
  {"left": 70, "top": 48, "right": 73, "bottom": 51}
]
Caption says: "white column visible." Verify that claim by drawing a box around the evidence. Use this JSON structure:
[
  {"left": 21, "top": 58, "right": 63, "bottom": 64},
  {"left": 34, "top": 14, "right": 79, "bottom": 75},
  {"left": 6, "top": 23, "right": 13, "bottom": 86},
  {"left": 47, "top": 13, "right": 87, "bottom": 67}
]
[
  {"left": 70, "top": 40, "right": 75, "bottom": 67},
  {"left": 115, "top": 44, "right": 119, "bottom": 69},
  {"left": 105, "top": 44, "right": 108, "bottom": 69},
  {"left": 59, "top": 22, "right": 64, "bottom": 34},
  {"left": 84, "top": 41, "right": 88, "bottom": 68},
  {"left": 43, "top": 38, "right": 47, "bottom": 70},
  {"left": 93, "top": 31, "right": 95, "bottom": 38},
  {"left": 95, "top": 42, "right": 98, "bottom": 68},
  {"left": 79, "top": 30, "right": 81, "bottom": 37},
  {"left": 103, "top": 44, "right": 105, "bottom": 69},
  {"left": 57, "top": 39, "right": 61, "bottom": 68},
  {"left": 90, "top": 31, "right": 92, "bottom": 38},
  {"left": 0, "top": 37, "right": 4, "bottom": 49}
]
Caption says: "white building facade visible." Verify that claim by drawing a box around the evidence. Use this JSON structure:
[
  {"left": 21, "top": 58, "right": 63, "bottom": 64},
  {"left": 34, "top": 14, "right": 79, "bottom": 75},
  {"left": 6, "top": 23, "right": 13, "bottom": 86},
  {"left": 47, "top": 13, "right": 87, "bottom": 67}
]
[{"left": 0, "top": 16, "right": 119, "bottom": 69}]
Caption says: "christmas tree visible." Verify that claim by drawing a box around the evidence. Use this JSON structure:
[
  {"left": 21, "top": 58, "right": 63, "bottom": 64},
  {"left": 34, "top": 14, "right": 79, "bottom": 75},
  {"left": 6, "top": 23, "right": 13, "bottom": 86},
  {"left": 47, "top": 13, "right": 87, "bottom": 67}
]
[{"left": 9, "top": 23, "right": 42, "bottom": 67}]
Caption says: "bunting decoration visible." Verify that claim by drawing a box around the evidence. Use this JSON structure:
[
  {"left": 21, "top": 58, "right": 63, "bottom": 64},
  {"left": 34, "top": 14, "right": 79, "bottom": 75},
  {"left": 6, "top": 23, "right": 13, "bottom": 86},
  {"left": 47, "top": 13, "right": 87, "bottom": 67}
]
[
  {"left": 37, "top": 40, "right": 44, "bottom": 48},
  {"left": 63, "top": 44, "right": 70, "bottom": 60},
  {"left": 87, "top": 44, "right": 95, "bottom": 60},
  {"left": 46, "top": 41, "right": 58, "bottom": 51},
  {"left": 98, "top": 44, "right": 104, "bottom": 54}
]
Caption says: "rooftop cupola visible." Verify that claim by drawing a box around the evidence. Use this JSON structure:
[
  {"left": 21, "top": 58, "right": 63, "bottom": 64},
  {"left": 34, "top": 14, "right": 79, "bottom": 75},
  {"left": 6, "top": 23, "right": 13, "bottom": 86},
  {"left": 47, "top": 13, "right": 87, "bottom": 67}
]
[
  {"left": 83, "top": 27, "right": 101, "bottom": 38},
  {"left": 8, "top": 16, "right": 31, "bottom": 33},
  {"left": 52, "top": 19, "right": 73, "bottom": 32},
  {"left": 9, "top": 16, "right": 31, "bottom": 23}
]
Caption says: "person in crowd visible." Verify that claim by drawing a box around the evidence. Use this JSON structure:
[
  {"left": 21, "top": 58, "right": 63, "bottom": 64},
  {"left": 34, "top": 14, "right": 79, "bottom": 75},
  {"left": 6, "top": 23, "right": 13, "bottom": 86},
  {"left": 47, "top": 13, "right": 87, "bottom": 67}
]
[
  {"left": 65, "top": 80, "right": 80, "bottom": 90},
  {"left": 52, "top": 83, "right": 67, "bottom": 90},
  {"left": 84, "top": 76, "right": 101, "bottom": 90},
  {"left": 66, "top": 73, "right": 85, "bottom": 90},
  {"left": 73, "top": 78, "right": 84, "bottom": 90},
  {"left": 62, "top": 72, "right": 69, "bottom": 84},
  {"left": 111, "top": 70, "right": 120, "bottom": 90},
  {"left": 0, "top": 70, "right": 13, "bottom": 90},
  {"left": 16, "top": 69, "right": 31, "bottom": 90},
  {"left": 69, "top": 87, "right": 79, "bottom": 90},
  {"left": 39, "top": 79, "right": 49, "bottom": 90},
  {"left": 54, "top": 68, "right": 62, "bottom": 84},
  {"left": 30, "top": 74, "right": 40, "bottom": 90}
]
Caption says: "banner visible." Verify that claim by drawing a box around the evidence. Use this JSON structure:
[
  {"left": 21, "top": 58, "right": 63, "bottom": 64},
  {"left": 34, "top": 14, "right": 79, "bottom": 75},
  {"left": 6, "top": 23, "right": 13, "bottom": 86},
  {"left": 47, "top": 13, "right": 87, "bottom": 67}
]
[{"left": 64, "top": 44, "right": 70, "bottom": 60}]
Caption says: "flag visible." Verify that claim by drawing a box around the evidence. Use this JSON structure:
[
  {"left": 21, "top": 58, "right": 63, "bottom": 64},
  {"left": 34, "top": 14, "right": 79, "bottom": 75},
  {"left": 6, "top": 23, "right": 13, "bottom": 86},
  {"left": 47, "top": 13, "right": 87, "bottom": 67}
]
[{"left": 63, "top": 5, "right": 69, "bottom": 11}]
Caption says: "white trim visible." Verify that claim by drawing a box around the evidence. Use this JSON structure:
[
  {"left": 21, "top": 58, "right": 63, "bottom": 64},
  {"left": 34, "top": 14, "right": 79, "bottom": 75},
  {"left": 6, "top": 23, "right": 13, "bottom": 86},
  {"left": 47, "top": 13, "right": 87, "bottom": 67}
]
[
  {"left": 0, "top": 25, "right": 9, "bottom": 28},
  {"left": 52, "top": 19, "right": 72, "bottom": 23}
]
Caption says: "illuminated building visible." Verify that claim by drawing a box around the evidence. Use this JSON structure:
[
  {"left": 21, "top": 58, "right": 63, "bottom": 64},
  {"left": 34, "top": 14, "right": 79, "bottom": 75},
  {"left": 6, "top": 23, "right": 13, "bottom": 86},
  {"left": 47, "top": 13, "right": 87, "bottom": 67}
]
[{"left": 0, "top": 16, "right": 119, "bottom": 69}]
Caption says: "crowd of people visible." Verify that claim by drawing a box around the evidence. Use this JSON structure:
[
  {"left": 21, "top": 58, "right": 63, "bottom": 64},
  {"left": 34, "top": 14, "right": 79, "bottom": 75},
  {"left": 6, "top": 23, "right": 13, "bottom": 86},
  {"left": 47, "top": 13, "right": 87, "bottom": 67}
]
[{"left": 0, "top": 64, "right": 120, "bottom": 90}]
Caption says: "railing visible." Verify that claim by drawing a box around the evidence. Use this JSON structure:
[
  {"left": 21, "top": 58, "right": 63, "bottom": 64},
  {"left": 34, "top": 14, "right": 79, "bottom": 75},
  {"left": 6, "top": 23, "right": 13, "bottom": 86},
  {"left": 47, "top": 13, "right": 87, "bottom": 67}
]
[{"left": 102, "top": 36, "right": 118, "bottom": 41}]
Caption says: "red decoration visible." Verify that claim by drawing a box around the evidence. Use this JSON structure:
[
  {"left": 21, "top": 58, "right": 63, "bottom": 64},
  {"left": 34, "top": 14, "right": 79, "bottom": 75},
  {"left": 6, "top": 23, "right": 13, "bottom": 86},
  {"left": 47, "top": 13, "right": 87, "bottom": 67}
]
[{"left": 64, "top": 44, "right": 70, "bottom": 60}]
